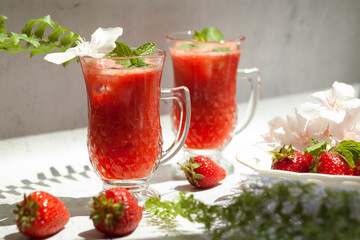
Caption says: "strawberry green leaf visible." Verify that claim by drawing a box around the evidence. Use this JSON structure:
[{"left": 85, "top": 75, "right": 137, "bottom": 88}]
[
  {"left": 304, "top": 140, "right": 328, "bottom": 159},
  {"left": 333, "top": 140, "right": 360, "bottom": 167},
  {"left": 270, "top": 145, "right": 294, "bottom": 163},
  {"left": 192, "top": 163, "right": 201, "bottom": 169},
  {"left": 194, "top": 173, "right": 204, "bottom": 179}
]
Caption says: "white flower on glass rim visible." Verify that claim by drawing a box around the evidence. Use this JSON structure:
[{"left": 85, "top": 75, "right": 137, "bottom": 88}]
[
  {"left": 299, "top": 81, "right": 360, "bottom": 123},
  {"left": 44, "top": 27, "right": 123, "bottom": 64}
]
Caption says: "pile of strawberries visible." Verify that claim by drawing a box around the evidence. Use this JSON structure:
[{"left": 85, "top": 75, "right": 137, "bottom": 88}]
[{"left": 270, "top": 140, "right": 360, "bottom": 176}]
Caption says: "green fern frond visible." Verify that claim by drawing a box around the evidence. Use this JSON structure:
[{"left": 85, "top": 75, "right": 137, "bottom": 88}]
[{"left": 0, "top": 14, "right": 80, "bottom": 65}]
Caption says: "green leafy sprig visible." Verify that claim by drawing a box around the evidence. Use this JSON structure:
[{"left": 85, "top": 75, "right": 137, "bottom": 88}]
[
  {"left": 332, "top": 140, "right": 360, "bottom": 168},
  {"left": 146, "top": 181, "right": 360, "bottom": 240},
  {"left": 0, "top": 15, "right": 80, "bottom": 66},
  {"left": 0, "top": 15, "right": 157, "bottom": 68},
  {"left": 106, "top": 41, "right": 156, "bottom": 69},
  {"left": 193, "top": 27, "right": 224, "bottom": 41},
  {"left": 304, "top": 139, "right": 360, "bottom": 168},
  {"left": 179, "top": 27, "right": 230, "bottom": 52}
]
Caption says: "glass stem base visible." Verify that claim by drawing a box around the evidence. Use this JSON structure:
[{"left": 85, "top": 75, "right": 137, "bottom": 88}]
[{"left": 102, "top": 179, "right": 160, "bottom": 207}]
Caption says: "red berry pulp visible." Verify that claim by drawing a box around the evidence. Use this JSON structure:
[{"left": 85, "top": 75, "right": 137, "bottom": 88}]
[
  {"left": 170, "top": 46, "right": 241, "bottom": 149},
  {"left": 80, "top": 57, "right": 163, "bottom": 180}
]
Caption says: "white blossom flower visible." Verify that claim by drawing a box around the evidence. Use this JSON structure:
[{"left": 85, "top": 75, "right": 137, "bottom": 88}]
[
  {"left": 299, "top": 81, "right": 360, "bottom": 123},
  {"left": 329, "top": 115, "right": 360, "bottom": 142},
  {"left": 44, "top": 27, "right": 123, "bottom": 64},
  {"left": 263, "top": 81, "right": 360, "bottom": 150},
  {"left": 264, "top": 108, "right": 331, "bottom": 150}
]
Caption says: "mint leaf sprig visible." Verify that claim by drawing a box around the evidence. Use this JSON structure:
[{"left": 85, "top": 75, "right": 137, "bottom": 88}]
[
  {"left": 0, "top": 15, "right": 80, "bottom": 66},
  {"left": 331, "top": 140, "right": 360, "bottom": 168},
  {"left": 193, "top": 27, "right": 224, "bottom": 41},
  {"left": 146, "top": 182, "right": 360, "bottom": 240},
  {"left": 304, "top": 139, "right": 360, "bottom": 168},
  {"left": 107, "top": 41, "right": 156, "bottom": 69},
  {"left": 179, "top": 27, "right": 230, "bottom": 52}
]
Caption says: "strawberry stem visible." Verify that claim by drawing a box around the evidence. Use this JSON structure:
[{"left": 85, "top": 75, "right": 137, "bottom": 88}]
[
  {"left": 90, "top": 195, "right": 125, "bottom": 229},
  {"left": 13, "top": 194, "right": 40, "bottom": 230}
]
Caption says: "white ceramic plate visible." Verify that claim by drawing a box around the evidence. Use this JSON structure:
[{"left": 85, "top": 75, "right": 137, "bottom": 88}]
[{"left": 236, "top": 152, "right": 360, "bottom": 189}]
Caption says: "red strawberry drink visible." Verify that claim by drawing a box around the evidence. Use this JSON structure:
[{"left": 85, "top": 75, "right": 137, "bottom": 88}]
[
  {"left": 81, "top": 56, "right": 164, "bottom": 181},
  {"left": 80, "top": 50, "right": 191, "bottom": 199},
  {"left": 167, "top": 31, "right": 260, "bottom": 173},
  {"left": 170, "top": 44, "right": 240, "bottom": 150}
]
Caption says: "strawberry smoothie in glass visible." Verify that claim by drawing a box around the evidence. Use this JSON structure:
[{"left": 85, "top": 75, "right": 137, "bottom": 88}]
[
  {"left": 167, "top": 31, "right": 260, "bottom": 174},
  {"left": 80, "top": 49, "right": 190, "bottom": 203}
]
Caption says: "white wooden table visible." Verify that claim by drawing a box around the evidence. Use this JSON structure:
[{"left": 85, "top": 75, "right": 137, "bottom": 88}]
[{"left": 0, "top": 88, "right": 347, "bottom": 239}]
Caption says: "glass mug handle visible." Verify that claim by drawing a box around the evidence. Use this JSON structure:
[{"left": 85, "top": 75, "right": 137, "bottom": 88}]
[
  {"left": 234, "top": 68, "right": 261, "bottom": 135},
  {"left": 159, "top": 87, "right": 191, "bottom": 164}
]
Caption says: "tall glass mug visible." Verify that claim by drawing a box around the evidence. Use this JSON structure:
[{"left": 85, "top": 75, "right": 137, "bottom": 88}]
[
  {"left": 79, "top": 49, "right": 190, "bottom": 203},
  {"left": 167, "top": 31, "right": 260, "bottom": 174}
]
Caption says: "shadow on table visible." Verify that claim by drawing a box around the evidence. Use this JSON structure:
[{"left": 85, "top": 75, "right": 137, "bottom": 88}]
[
  {"left": 3, "top": 232, "right": 24, "bottom": 240},
  {"left": 78, "top": 228, "right": 208, "bottom": 240},
  {"left": 174, "top": 182, "right": 224, "bottom": 192},
  {"left": 150, "top": 164, "right": 185, "bottom": 183}
]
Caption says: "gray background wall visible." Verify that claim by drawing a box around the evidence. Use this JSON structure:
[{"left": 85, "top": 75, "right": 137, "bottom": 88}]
[{"left": 1, "top": 0, "right": 360, "bottom": 140}]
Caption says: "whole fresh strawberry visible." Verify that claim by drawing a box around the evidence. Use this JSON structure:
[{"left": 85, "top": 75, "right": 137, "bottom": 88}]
[
  {"left": 90, "top": 187, "right": 142, "bottom": 236},
  {"left": 306, "top": 139, "right": 360, "bottom": 175},
  {"left": 313, "top": 152, "right": 349, "bottom": 175},
  {"left": 354, "top": 160, "right": 360, "bottom": 176},
  {"left": 270, "top": 145, "right": 313, "bottom": 173},
  {"left": 178, "top": 156, "right": 226, "bottom": 189},
  {"left": 13, "top": 191, "right": 70, "bottom": 238}
]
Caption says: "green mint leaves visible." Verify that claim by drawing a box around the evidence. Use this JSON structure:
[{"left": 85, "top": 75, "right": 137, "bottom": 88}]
[
  {"left": 304, "top": 139, "right": 360, "bottom": 168},
  {"left": 332, "top": 140, "right": 360, "bottom": 168},
  {"left": 193, "top": 27, "right": 224, "bottom": 41},
  {"left": 304, "top": 139, "right": 328, "bottom": 159},
  {"left": 178, "top": 27, "right": 230, "bottom": 52},
  {"left": 107, "top": 42, "right": 156, "bottom": 68},
  {"left": 0, "top": 15, "right": 80, "bottom": 66},
  {"left": 177, "top": 42, "right": 203, "bottom": 50}
]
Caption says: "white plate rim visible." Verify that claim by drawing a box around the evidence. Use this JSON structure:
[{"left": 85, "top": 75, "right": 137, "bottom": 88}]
[{"left": 236, "top": 152, "right": 360, "bottom": 186}]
